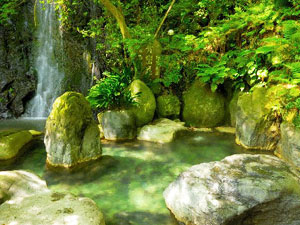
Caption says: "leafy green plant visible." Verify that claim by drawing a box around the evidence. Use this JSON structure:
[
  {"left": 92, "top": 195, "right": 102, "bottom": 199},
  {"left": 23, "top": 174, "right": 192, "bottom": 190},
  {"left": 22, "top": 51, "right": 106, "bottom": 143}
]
[
  {"left": 86, "top": 68, "right": 138, "bottom": 111},
  {"left": 0, "top": 0, "right": 22, "bottom": 25}
]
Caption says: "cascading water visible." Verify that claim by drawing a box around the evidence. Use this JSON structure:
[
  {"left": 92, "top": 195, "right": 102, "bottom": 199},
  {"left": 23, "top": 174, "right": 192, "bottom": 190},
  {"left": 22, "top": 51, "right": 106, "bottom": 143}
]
[{"left": 25, "top": 1, "right": 64, "bottom": 118}]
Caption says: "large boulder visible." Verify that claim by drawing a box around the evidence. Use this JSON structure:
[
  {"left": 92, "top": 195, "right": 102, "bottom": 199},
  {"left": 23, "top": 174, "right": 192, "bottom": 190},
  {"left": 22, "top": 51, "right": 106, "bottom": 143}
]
[
  {"left": 276, "top": 122, "right": 300, "bottom": 169},
  {"left": 156, "top": 94, "right": 181, "bottom": 119},
  {"left": 45, "top": 92, "right": 102, "bottom": 168},
  {"left": 164, "top": 154, "right": 300, "bottom": 225},
  {"left": 102, "top": 110, "right": 136, "bottom": 140},
  {"left": 137, "top": 118, "right": 188, "bottom": 143},
  {"left": 182, "top": 80, "right": 225, "bottom": 128},
  {"left": 129, "top": 80, "right": 156, "bottom": 127},
  {"left": 0, "top": 170, "right": 105, "bottom": 225},
  {"left": 0, "top": 130, "right": 33, "bottom": 160},
  {"left": 235, "top": 85, "right": 300, "bottom": 150}
]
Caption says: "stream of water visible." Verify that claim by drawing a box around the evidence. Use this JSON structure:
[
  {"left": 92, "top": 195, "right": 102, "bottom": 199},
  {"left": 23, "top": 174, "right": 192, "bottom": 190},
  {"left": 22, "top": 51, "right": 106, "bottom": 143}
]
[{"left": 25, "top": 1, "right": 64, "bottom": 117}]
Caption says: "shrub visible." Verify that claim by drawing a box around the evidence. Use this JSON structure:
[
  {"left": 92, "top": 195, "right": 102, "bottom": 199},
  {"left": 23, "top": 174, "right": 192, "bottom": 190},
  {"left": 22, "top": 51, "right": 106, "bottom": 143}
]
[{"left": 86, "top": 68, "right": 139, "bottom": 111}]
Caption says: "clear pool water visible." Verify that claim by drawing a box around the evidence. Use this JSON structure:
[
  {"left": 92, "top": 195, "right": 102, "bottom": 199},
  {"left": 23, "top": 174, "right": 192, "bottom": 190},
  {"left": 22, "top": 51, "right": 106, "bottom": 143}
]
[{"left": 0, "top": 127, "right": 247, "bottom": 225}]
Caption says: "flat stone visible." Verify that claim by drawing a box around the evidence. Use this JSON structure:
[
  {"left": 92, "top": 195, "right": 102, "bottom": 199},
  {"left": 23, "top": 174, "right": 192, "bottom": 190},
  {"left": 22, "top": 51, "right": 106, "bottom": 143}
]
[
  {"left": 0, "top": 130, "right": 33, "bottom": 160},
  {"left": 137, "top": 118, "right": 188, "bottom": 143},
  {"left": 164, "top": 154, "right": 300, "bottom": 225}
]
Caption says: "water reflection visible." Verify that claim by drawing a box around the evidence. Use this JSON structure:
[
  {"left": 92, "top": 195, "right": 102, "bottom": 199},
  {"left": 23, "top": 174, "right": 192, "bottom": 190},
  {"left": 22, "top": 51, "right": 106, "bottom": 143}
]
[{"left": 2, "top": 131, "right": 246, "bottom": 225}]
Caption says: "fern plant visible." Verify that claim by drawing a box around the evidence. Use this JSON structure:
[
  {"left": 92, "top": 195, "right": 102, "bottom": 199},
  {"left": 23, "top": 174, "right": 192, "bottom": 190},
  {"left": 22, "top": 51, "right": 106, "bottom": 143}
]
[{"left": 87, "top": 68, "right": 139, "bottom": 111}]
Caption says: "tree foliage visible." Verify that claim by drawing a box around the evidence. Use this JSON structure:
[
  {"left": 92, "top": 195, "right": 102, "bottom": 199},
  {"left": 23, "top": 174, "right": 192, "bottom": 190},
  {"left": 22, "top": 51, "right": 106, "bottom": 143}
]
[{"left": 46, "top": 0, "right": 300, "bottom": 99}]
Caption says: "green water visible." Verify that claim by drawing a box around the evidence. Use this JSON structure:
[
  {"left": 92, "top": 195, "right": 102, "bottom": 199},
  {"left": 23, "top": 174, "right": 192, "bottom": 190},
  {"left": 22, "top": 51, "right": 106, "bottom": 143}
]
[{"left": 2, "top": 131, "right": 246, "bottom": 225}]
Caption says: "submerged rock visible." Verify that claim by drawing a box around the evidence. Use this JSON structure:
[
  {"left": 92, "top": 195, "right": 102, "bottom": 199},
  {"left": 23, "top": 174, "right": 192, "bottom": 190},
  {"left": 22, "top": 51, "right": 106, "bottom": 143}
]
[
  {"left": 156, "top": 94, "right": 181, "bottom": 119},
  {"left": 102, "top": 110, "right": 136, "bottom": 140},
  {"left": 276, "top": 122, "right": 300, "bottom": 170},
  {"left": 164, "top": 154, "right": 300, "bottom": 225},
  {"left": 137, "top": 118, "right": 188, "bottom": 143},
  {"left": 45, "top": 92, "right": 102, "bottom": 168},
  {"left": 0, "top": 130, "right": 33, "bottom": 160},
  {"left": 0, "top": 170, "right": 105, "bottom": 225},
  {"left": 182, "top": 80, "right": 225, "bottom": 128},
  {"left": 129, "top": 80, "right": 156, "bottom": 127}
]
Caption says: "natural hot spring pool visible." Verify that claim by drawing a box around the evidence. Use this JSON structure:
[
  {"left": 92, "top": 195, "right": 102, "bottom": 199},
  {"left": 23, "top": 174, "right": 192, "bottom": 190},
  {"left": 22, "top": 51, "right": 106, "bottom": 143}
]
[{"left": 0, "top": 120, "right": 247, "bottom": 225}]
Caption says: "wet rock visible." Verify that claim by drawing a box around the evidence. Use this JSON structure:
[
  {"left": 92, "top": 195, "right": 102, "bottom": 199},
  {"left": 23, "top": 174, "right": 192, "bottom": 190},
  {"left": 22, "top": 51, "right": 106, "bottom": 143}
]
[
  {"left": 129, "top": 80, "right": 156, "bottom": 127},
  {"left": 182, "top": 80, "right": 225, "bottom": 128},
  {"left": 0, "top": 130, "right": 33, "bottom": 160},
  {"left": 276, "top": 122, "right": 300, "bottom": 170},
  {"left": 45, "top": 92, "right": 102, "bottom": 168},
  {"left": 102, "top": 110, "right": 136, "bottom": 140},
  {"left": 0, "top": 170, "right": 105, "bottom": 225},
  {"left": 164, "top": 154, "right": 300, "bottom": 225},
  {"left": 156, "top": 94, "right": 181, "bottom": 119},
  {"left": 137, "top": 118, "right": 188, "bottom": 143}
]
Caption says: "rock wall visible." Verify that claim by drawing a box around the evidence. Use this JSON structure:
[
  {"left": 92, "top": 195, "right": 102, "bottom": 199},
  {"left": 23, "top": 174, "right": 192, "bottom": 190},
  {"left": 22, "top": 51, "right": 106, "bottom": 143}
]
[
  {"left": 0, "top": 0, "right": 36, "bottom": 119},
  {"left": 0, "top": 1, "right": 95, "bottom": 119}
]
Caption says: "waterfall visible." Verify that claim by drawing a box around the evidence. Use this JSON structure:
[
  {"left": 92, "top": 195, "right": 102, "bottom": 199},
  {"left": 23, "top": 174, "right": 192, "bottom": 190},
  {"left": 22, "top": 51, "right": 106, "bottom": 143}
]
[{"left": 24, "top": 1, "right": 64, "bottom": 118}]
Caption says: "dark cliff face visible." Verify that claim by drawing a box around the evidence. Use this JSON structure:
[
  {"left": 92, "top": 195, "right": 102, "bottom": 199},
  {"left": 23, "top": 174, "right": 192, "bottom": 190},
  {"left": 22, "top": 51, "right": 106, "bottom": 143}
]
[{"left": 0, "top": 0, "right": 36, "bottom": 119}]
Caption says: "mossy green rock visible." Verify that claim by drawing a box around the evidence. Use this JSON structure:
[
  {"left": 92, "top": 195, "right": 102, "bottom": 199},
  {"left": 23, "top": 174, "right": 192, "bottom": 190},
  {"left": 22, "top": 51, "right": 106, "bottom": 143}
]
[
  {"left": 235, "top": 85, "right": 299, "bottom": 150},
  {"left": 0, "top": 130, "right": 33, "bottom": 160},
  {"left": 182, "top": 80, "right": 225, "bottom": 128},
  {"left": 129, "top": 80, "right": 156, "bottom": 127},
  {"left": 156, "top": 95, "right": 181, "bottom": 118},
  {"left": 45, "top": 92, "right": 102, "bottom": 168}
]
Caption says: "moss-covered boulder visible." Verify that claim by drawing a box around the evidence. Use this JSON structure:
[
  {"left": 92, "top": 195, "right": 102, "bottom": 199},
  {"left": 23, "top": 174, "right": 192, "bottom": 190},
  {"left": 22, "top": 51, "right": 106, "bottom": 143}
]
[
  {"left": 236, "top": 87, "right": 278, "bottom": 150},
  {"left": 129, "top": 80, "right": 156, "bottom": 127},
  {"left": 102, "top": 110, "right": 136, "bottom": 140},
  {"left": 45, "top": 92, "right": 102, "bottom": 168},
  {"left": 182, "top": 80, "right": 225, "bottom": 128},
  {"left": 235, "top": 85, "right": 300, "bottom": 150},
  {"left": 156, "top": 95, "right": 181, "bottom": 119},
  {"left": 0, "top": 130, "right": 33, "bottom": 160}
]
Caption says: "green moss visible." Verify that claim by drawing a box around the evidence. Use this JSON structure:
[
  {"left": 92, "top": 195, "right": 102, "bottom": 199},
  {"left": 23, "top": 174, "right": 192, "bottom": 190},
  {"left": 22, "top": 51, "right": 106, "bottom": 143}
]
[
  {"left": 45, "top": 91, "right": 101, "bottom": 167},
  {"left": 182, "top": 80, "right": 225, "bottom": 128},
  {"left": 0, "top": 130, "right": 33, "bottom": 160},
  {"left": 129, "top": 80, "right": 156, "bottom": 127},
  {"left": 156, "top": 95, "right": 180, "bottom": 118}
]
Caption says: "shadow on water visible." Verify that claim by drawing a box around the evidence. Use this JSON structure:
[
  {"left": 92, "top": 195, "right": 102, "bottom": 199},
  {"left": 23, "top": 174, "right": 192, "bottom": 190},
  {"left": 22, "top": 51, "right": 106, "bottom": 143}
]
[{"left": 1, "top": 129, "right": 247, "bottom": 225}]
